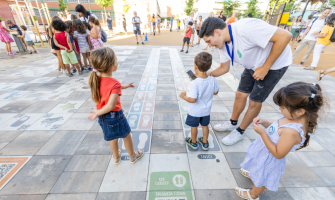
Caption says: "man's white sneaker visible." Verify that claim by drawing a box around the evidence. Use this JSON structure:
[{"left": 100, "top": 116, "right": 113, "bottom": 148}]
[
  {"left": 222, "top": 129, "right": 244, "bottom": 146},
  {"left": 213, "top": 121, "right": 238, "bottom": 132}
]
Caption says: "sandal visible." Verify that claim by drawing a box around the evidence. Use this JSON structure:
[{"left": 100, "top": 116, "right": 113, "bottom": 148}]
[
  {"left": 129, "top": 149, "right": 144, "bottom": 164},
  {"left": 304, "top": 66, "right": 315, "bottom": 70},
  {"left": 235, "top": 187, "right": 259, "bottom": 200},
  {"left": 240, "top": 168, "right": 251, "bottom": 179},
  {"left": 67, "top": 73, "right": 73, "bottom": 77},
  {"left": 113, "top": 149, "right": 121, "bottom": 165},
  {"left": 318, "top": 70, "right": 326, "bottom": 81}
]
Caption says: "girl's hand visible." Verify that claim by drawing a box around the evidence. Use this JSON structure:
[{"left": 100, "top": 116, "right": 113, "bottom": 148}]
[
  {"left": 88, "top": 110, "right": 99, "bottom": 121},
  {"left": 253, "top": 122, "right": 266, "bottom": 135},
  {"left": 122, "top": 82, "right": 134, "bottom": 89},
  {"left": 253, "top": 117, "right": 263, "bottom": 125}
]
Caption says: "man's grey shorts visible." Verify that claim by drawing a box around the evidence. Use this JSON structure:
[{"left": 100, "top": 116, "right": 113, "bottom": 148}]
[
  {"left": 134, "top": 29, "right": 141, "bottom": 35},
  {"left": 237, "top": 66, "right": 288, "bottom": 103}
]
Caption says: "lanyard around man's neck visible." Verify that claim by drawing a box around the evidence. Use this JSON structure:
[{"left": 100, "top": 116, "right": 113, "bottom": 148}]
[{"left": 224, "top": 24, "right": 234, "bottom": 66}]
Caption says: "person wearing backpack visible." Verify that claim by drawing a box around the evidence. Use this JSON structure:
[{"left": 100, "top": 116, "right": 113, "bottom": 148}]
[
  {"left": 132, "top": 11, "right": 144, "bottom": 45},
  {"left": 292, "top": 8, "right": 331, "bottom": 67}
]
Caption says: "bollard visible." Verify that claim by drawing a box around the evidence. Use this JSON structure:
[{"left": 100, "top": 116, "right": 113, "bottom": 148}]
[{"left": 145, "top": 33, "right": 148, "bottom": 41}]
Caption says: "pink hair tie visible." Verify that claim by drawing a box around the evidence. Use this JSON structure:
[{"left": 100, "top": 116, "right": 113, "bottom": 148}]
[{"left": 93, "top": 69, "right": 98, "bottom": 73}]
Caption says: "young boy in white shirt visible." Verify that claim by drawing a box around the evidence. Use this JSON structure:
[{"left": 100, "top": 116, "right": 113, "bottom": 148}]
[{"left": 179, "top": 52, "right": 220, "bottom": 150}]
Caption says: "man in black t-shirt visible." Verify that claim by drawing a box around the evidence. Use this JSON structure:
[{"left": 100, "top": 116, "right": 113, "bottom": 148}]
[{"left": 218, "top": 11, "right": 226, "bottom": 22}]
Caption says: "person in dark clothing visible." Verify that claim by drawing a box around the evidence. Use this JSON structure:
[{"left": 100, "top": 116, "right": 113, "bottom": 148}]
[{"left": 218, "top": 11, "right": 226, "bottom": 22}]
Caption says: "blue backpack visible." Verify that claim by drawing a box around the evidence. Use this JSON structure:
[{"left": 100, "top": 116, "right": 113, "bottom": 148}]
[{"left": 101, "top": 28, "right": 107, "bottom": 43}]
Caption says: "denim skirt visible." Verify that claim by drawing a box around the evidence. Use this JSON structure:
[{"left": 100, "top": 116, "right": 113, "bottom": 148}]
[{"left": 98, "top": 109, "right": 131, "bottom": 141}]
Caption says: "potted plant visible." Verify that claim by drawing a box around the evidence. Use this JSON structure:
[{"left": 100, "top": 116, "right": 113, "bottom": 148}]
[{"left": 33, "top": 16, "right": 39, "bottom": 25}]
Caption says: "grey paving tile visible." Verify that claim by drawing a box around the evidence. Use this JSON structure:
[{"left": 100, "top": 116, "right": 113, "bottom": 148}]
[
  {"left": 65, "top": 155, "right": 111, "bottom": 171},
  {"left": 311, "top": 167, "right": 335, "bottom": 186},
  {"left": 50, "top": 172, "right": 105, "bottom": 193},
  {"left": 45, "top": 193, "right": 97, "bottom": 200},
  {"left": 231, "top": 169, "right": 254, "bottom": 189},
  {"left": 59, "top": 114, "right": 95, "bottom": 131},
  {"left": 280, "top": 153, "right": 327, "bottom": 187},
  {"left": 75, "top": 131, "right": 113, "bottom": 155},
  {"left": 0, "top": 130, "right": 23, "bottom": 142},
  {"left": 194, "top": 189, "right": 241, "bottom": 200},
  {"left": 0, "top": 100, "right": 36, "bottom": 113},
  {"left": 36, "top": 141, "right": 82, "bottom": 155},
  {"left": 152, "top": 121, "right": 183, "bottom": 130},
  {"left": 0, "top": 130, "right": 55, "bottom": 155},
  {"left": 156, "top": 90, "right": 176, "bottom": 96},
  {"left": 0, "top": 195, "right": 47, "bottom": 200},
  {"left": 224, "top": 152, "right": 247, "bottom": 169},
  {"left": 96, "top": 192, "right": 146, "bottom": 200},
  {"left": 260, "top": 188, "right": 293, "bottom": 200},
  {"left": 48, "top": 130, "right": 88, "bottom": 142},
  {"left": 151, "top": 130, "right": 186, "bottom": 153},
  {"left": 311, "top": 128, "right": 335, "bottom": 151},
  {"left": 155, "top": 95, "right": 177, "bottom": 101},
  {"left": 14, "top": 83, "right": 43, "bottom": 90},
  {"left": 286, "top": 187, "right": 335, "bottom": 200},
  {"left": 153, "top": 113, "right": 180, "bottom": 121},
  {"left": 155, "top": 101, "right": 179, "bottom": 112},
  {"left": 0, "top": 155, "right": 71, "bottom": 195},
  {"left": 296, "top": 151, "right": 335, "bottom": 167},
  {"left": 157, "top": 84, "right": 175, "bottom": 90},
  {"left": 63, "top": 91, "right": 90, "bottom": 101}
]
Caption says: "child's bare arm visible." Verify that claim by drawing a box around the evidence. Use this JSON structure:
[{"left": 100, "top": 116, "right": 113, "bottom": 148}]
[
  {"left": 87, "top": 93, "right": 119, "bottom": 120},
  {"left": 66, "top": 33, "right": 73, "bottom": 52},
  {"left": 253, "top": 117, "right": 272, "bottom": 128},
  {"left": 179, "top": 91, "right": 196, "bottom": 103},
  {"left": 54, "top": 37, "right": 68, "bottom": 50}
]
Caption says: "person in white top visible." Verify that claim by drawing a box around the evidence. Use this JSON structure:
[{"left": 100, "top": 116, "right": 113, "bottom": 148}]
[
  {"left": 199, "top": 17, "right": 292, "bottom": 147},
  {"left": 17, "top": 25, "right": 37, "bottom": 54},
  {"left": 292, "top": 7, "right": 331, "bottom": 66},
  {"left": 75, "top": 4, "right": 98, "bottom": 23},
  {"left": 289, "top": 15, "right": 305, "bottom": 46},
  {"left": 185, "top": 12, "right": 195, "bottom": 46},
  {"left": 65, "top": 8, "right": 72, "bottom": 21}
]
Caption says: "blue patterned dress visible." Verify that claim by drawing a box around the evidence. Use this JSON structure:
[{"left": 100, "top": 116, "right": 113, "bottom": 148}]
[{"left": 240, "top": 117, "right": 306, "bottom": 191}]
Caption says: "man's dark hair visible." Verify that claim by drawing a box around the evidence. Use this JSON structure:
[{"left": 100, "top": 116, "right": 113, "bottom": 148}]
[
  {"left": 199, "top": 17, "right": 226, "bottom": 38},
  {"left": 188, "top": 21, "right": 193, "bottom": 26},
  {"left": 324, "top": 7, "right": 331, "bottom": 12},
  {"left": 247, "top": 13, "right": 253, "bottom": 18},
  {"left": 51, "top": 19, "right": 67, "bottom": 32},
  {"left": 194, "top": 52, "right": 212, "bottom": 72}
]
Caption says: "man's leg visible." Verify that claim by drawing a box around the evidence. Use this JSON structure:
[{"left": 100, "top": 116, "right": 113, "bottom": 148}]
[
  {"left": 301, "top": 40, "right": 317, "bottom": 63},
  {"left": 230, "top": 91, "right": 249, "bottom": 121},
  {"left": 292, "top": 39, "right": 309, "bottom": 62},
  {"left": 238, "top": 99, "right": 262, "bottom": 130},
  {"left": 135, "top": 34, "right": 138, "bottom": 42}
]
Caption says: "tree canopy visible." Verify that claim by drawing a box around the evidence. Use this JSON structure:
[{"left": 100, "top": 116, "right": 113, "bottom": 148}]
[
  {"left": 95, "top": 0, "right": 114, "bottom": 8},
  {"left": 222, "top": 0, "right": 241, "bottom": 17},
  {"left": 184, "top": 0, "right": 195, "bottom": 16},
  {"left": 58, "top": 0, "right": 68, "bottom": 11},
  {"left": 244, "top": 0, "right": 260, "bottom": 18},
  {"left": 123, "top": 0, "right": 131, "bottom": 14}
]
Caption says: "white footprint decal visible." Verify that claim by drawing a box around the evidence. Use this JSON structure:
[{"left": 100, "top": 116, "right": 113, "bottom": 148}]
[
  {"left": 138, "top": 132, "right": 148, "bottom": 149},
  {"left": 142, "top": 115, "right": 151, "bottom": 127}
]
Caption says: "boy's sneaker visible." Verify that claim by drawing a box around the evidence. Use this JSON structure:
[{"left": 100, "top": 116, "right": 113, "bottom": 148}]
[
  {"left": 142, "top": 42, "right": 144, "bottom": 45},
  {"left": 185, "top": 137, "right": 199, "bottom": 150},
  {"left": 186, "top": 51, "right": 188, "bottom": 53},
  {"left": 213, "top": 121, "right": 238, "bottom": 132},
  {"left": 198, "top": 137, "right": 209, "bottom": 151},
  {"left": 180, "top": 50, "right": 184, "bottom": 52},
  {"left": 83, "top": 68, "right": 90, "bottom": 72},
  {"left": 88, "top": 67, "right": 93, "bottom": 71},
  {"left": 29, "top": 51, "right": 33, "bottom": 54},
  {"left": 222, "top": 129, "right": 244, "bottom": 146},
  {"left": 33, "top": 51, "right": 38, "bottom": 53},
  {"left": 137, "top": 42, "right": 139, "bottom": 45},
  {"left": 72, "top": 69, "right": 77, "bottom": 73},
  {"left": 25, "top": 49, "right": 29, "bottom": 52}
]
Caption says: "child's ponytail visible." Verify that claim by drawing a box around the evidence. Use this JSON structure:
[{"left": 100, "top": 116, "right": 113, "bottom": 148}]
[{"left": 88, "top": 47, "right": 117, "bottom": 104}]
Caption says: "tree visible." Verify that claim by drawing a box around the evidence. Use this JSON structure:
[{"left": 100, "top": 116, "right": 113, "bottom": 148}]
[
  {"left": 95, "top": 0, "right": 114, "bottom": 24},
  {"left": 284, "top": 1, "right": 300, "bottom": 12},
  {"left": 269, "top": 0, "right": 291, "bottom": 14},
  {"left": 222, "top": 0, "right": 241, "bottom": 17},
  {"left": 58, "top": 0, "right": 68, "bottom": 11},
  {"left": 123, "top": 0, "right": 131, "bottom": 14},
  {"left": 184, "top": 0, "right": 195, "bottom": 16},
  {"left": 244, "top": 0, "right": 260, "bottom": 18},
  {"left": 320, "top": 0, "right": 335, "bottom": 12}
]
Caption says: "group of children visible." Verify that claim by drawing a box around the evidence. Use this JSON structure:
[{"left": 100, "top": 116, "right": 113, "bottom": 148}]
[
  {"left": 87, "top": 47, "right": 326, "bottom": 200},
  {"left": 0, "top": 19, "right": 36, "bottom": 55},
  {"left": 48, "top": 15, "right": 103, "bottom": 77}
]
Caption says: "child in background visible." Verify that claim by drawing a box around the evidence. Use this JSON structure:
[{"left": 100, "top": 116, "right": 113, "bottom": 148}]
[
  {"left": 73, "top": 19, "right": 92, "bottom": 71},
  {"left": 88, "top": 17, "right": 103, "bottom": 50},
  {"left": 0, "top": 19, "right": 16, "bottom": 55},
  {"left": 178, "top": 19, "right": 181, "bottom": 32},
  {"left": 17, "top": 25, "right": 37, "bottom": 54},
  {"left": 88, "top": 47, "right": 144, "bottom": 165},
  {"left": 180, "top": 52, "right": 219, "bottom": 150},
  {"left": 65, "top": 20, "right": 83, "bottom": 71},
  {"left": 235, "top": 82, "right": 325, "bottom": 200},
  {"left": 52, "top": 19, "right": 82, "bottom": 77},
  {"left": 7, "top": 20, "right": 26, "bottom": 50},
  {"left": 180, "top": 21, "right": 193, "bottom": 53},
  {"left": 82, "top": 21, "right": 91, "bottom": 33}
]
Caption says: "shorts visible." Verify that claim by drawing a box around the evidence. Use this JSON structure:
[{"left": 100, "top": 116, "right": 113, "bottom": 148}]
[
  {"left": 237, "top": 66, "right": 288, "bottom": 103},
  {"left": 61, "top": 50, "right": 78, "bottom": 65},
  {"left": 191, "top": 28, "right": 195, "bottom": 34},
  {"left": 186, "top": 114, "right": 210, "bottom": 127},
  {"left": 98, "top": 109, "right": 131, "bottom": 141},
  {"left": 183, "top": 37, "right": 190, "bottom": 44},
  {"left": 52, "top": 53, "right": 57, "bottom": 57},
  {"left": 196, "top": 30, "right": 200, "bottom": 35},
  {"left": 153, "top": 22, "right": 156, "bottom": 25},
  {"left": 134, "top": 29, "right": 141, "bottom": 35},
  {"left": 75, "top": 52, "right": 80, "bottom": 61},
  {"left": 26, "top": 40, "right": 34, "bottom": 46},
  {"left": 178, "top": 26, "right": 180, "bottom": 29},
  {"left": 80, "top": 46, "right": 90, "bottom": 53}
]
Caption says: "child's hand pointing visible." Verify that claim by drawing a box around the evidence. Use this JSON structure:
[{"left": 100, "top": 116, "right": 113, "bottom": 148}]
[
  {"left": 122, "top": 82, "right": 135, "bottom": 89},
  {"left": 88, "top": 110, "right": 98, "bottom": 121}
]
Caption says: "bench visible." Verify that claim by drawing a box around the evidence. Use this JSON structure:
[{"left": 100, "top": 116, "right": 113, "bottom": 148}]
[{"left": 30, "top": 26, "right": 48, "bottom": 42}]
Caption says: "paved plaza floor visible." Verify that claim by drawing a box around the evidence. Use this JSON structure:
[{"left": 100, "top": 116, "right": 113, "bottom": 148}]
[{"left": 0, "top": 44, "right": 335, "bottom": 200}]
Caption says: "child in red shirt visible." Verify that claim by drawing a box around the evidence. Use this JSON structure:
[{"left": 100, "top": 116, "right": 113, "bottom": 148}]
[
  {"left": 180, "top": 21, "right": 193, "bottom": 53},
  {"left": 88, "top": 47, "right": 144, "bottom": 165}
]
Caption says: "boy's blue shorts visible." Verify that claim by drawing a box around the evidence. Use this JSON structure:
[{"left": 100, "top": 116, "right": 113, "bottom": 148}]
[{"left": 185, "top": 114, "right": 210, "bottom": 127}]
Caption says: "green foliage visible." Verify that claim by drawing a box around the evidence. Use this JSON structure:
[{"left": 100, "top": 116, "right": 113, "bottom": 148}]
[
  {"left": 184, "top": 0, "right": 195, "bottom": 16},
  {"left": 269, "top": 0, "right": 291, "bottom": 14},
  {"left": 320, "top": 0, "right": 335, "bottom": 12},
  {"left": 176, "top": 14, "right": 179, "bottom": 19},
  {"left": 58, "top": 0, "right": 68, "bottom": 11},
  {"left": 33, "top": 16, "right": 38, "bottom": 21},
  {"left": 244, "top": 0, "right": 261, "bottom": 18},
  {"left": 222, "top": 0, "right": 241, "bottom": 17},
  {"left": 284, "top": 2, "right": 300, "bottom": 12},
  {"left": 95, "top": 0, "right": 114, "bottom": 8},
  {"left": 123, "top": 0, "right": 131, "bottom": 14}
]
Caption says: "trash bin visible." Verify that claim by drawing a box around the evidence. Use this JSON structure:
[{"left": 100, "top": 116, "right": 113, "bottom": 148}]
[{"left": 10, "top": 31, "right": 26, "bottom": 52}]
